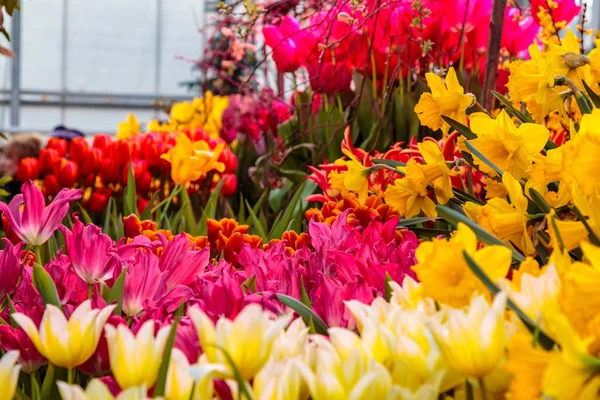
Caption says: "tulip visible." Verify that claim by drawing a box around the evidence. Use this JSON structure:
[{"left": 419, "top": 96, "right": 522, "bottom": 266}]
[
  {"left": 56, "top": 159, "right": 80, "bottom": 188},
  {"left": 38, "top": 148, "right": 61, "bottom": 174},
  {"left": 166, "top": 348, "right": 215, "bottom": 400},
  {"left": 78, "top": 315, "right": 127, "bottom": 376},
  {"left": 69, "top": 137, "right": 91, "bottom": 164},
  {"left": 116, "top": 113, "right": 140, "bottom": 141},
  {"left": 80, "top": 148, "right": 102, "bottom": 176},
  {"left": 47, "top": 137, "right": 68, "bottom": 157},
  {"left": 60, "top": 215, "right": 117, "bottom": 284},
  {"left": 99, "top": 158, "right": 123, "bottom": 184},
  {"left": 0, "top": 239, "right": 23, "bottom": 302},
  {"left": 16, "top": 157, "right": 40, "bottom": 182},
  {"left": 12, "top": 300, "right": 115, "bottom": 368},
  {"left": 220, "top": 173, "right": 237, "bottom": 197},
  {"left": 262, "top": 16, "right": 305, "bottom": 73},
  {"left": 0, "top": 180, "right": 83, "bottom": 246},
  {"left": 104, "top": 320, "right": 171, "bottom": 389},
  {"left": 189, "top": 304, "right": 291, "bottom": 380},
  {"left": 218, "top": 147, "right": 237, "bottom": 174},
  {"left": 122, "top": 250, "right": 163, "bottom": 316},
  {"left": 92, "top": 134, "right": 113, "bottom": 152},
  {"left": 431, "top": 292, "right": 508, "bottom": 379},
  {"left": 43, "top": 174, "right": 61, "bottom": 196},
  {"left": 0, "top": 325, "right": 47, "bottom": 372},
  {"left": 1, "top": 214, "right": 21, "bottom": 244},
  {"left": 57, "top": 379, "right": 149, "bottom": 400},
  {"left": 89, "top": 189, "right": 111, "bottom": 213},
  {"left": 0, "top": 351, "right": 21, "bottom": 400},
  {"left": 253, "top": 360, "right": 305, "bottom": 400}
]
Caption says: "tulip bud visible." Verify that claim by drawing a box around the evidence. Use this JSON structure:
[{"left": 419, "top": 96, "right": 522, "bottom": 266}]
[
  {"left": 69, "top": 137, "right": 91, "bottom": 164},
  {"left": 47, "top": 137, "right": 68, "bottom": 157},
  {"left": 89, "top": 190, "right": 111, "bottom": 213},
  {"left": 80, "top": 148, "right": 102, "bottom": 177},
  {"left": 218, "top": 148, "right": 238, "bottom": 174},
  {"left": 56, "top": 159, "right": 79, "bottom": 188},
  {"left": 136, "top": 171, "right": 152, "bottom": 194},
  {"left": 38, "top": 148, "right": 60, "bottom": 174},
  {"left": 92, "top": 134, "right": 113, "bottom": 152},
  {"left": 220, "top": 173, "right": 237, "bottom": 197},
  {"left": 99, "top": 159, "right": 123, "bottom": 184},
  {"left": 1, "top": 214, "right": 21, "bottom": 245},
  {"left": 43, "top": 174, "right": 60, "bottom": 196},
  {"left": 16, "top": 158, "right": 40, "bottom": 182}
]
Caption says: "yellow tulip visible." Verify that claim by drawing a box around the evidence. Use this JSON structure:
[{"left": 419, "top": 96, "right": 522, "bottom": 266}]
[
  {"left": 270, "top": 318, "right": 309, "bottom": 361},
  {"left": 189, "top": 304, "right": 291, "bottom": 380},
  {"left": 116, "top": 113, "right": 141, "bottom": 141},
  {"left": 57, "top": 379, "right": 149, "bottom": 400},
  {"left": 12, "top": 300, "right": 115, "bottom": 369},
  {"left": 160, "top": 133, "right": 225, "bottom": 185},
  {"left": 431, "top": 292, "right": 508, "bottom": 379},
  {"left": 104, "top": 320, "right": 171, "bottom": 389},
  {"left": 0, "top": 351, "right": 20, "bottom": 400},
  {"left": 166, "top": 348, "right": 215, "bottom": 400},
  {"left": 253, "top": 359, "right": 305, "bottom": 400},
  {"left": 414, "top": 67, "right": 474, "bottom": 136}
]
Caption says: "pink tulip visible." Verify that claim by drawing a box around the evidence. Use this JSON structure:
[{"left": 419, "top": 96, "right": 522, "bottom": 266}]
[
  {"left": 158, "top": 233, "right": 210, "bottom": 291},
  {"left": 531, "top": 0, "right": 580, "bottom": 25},
  {"left": 45, "top": 254, "right": 88, "bottom": 305},
  {"left": 502, "top": 8, "right": 540, "bottom": 58},
  {"left": 0, "top": 325, "right": 46, "bottom": 372},
  {"left": 0, "top": 180, "right": 82, "bottom": 246},
  {"left": 262, "top": 16, "right": 305, "bottom": 73},
  {"left": 122, "top": 250, "right": 163, "bottom": 316},
  {"left": 0, "top": 239, "right": 24, "bottom": 302},
  {"left": 60, "top": 215, "right": 118, "bottom": 284}
]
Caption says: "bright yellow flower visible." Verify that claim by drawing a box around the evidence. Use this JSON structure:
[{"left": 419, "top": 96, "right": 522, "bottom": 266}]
[
  {"left": 160, "top": 133, "right": 225, "bottom": 185},
  {"left": 417, "top": 141, "right": 457, "bottom": 204},
  {"left": 329, "top": 149, "right": 372, "bottom": 204},
  {"left": 12, "top": 300, "right": 115, "bottom": 369},
  {"left": 562, "top": 110, "right": 600, "bottom": 196},
  {"left": 57, "top": 379, "right": 149, "bottom": 400},
  {"left": 253, "top": 360, "right": 305, "bottom": 400},
  {"left": 189, "top": 304, "right": 291, "bottom": 380},
  {"left": 525, "top": 147, "right": 571, "bottom": 208},
  {"left": 483, "top": 177, "right": 508, "bottom": 200},
  {"left": 463, "top": 172, "right": 535, "bottom": 255},
  {"left": 166, "top": 349, "right": 215, "bottom": 400},
  {"left": 414, "top": 67, "right": 473, "bottom": 135},
  {"left": 116, "top": 114, "right": 141, "bottom": 140},
  {"left": 0, "top": 351, "right": 20, "bottom": 400},
  {"left": 503, "top": 332, "right": 553, "bottom": 400},
  {"left": 147, "top": 119, "right": 175, "bottom": 133},
  {"left": 104, "top": 320, "right": 171, "bottom": 389},
  {"left": 430, "top": 292, "right": 508, "bottom": 379},
  {"left": 469, "top": 110, "right": 549, "bottom": 180},
  {"left": 170, "top": 101, "right": 196, "bottom": 125},
  {"left": 384, "top": 161, "right": 437, "bottom": 218},
  {"left": 270, "top": 318, "right": 309, "bottom": 361},
  {"left": 412, "top": 223, "right": 512, "bottom": 308},
  {"left": 545, "top": 30, "right": 592, "bottom": 88},
  {"left": 590, "top": 39, "right": 600, "bottom": 85}
]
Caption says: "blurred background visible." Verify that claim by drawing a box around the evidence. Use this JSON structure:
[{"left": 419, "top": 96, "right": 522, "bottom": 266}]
[{"left": 0, "top": 0, "right": 214, "bottom": 134}]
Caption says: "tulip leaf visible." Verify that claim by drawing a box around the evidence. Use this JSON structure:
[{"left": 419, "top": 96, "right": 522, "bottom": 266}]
[
  {"left": 572, "top": 206, "right": 600, "bottom": 247},
  {"left": 464, "top": 141, "right": 504, "bottom": 177},
  {"left": 6, "top": 295, "right": 18, "bottom": 328},
  {"left": 491, "top": 91, "right": 534, "bottom": 123},
  {"left": 269, "top": 181, "right": 306, "bottom": 240},
  {"left": 528, "top": 188, "right": 552, "bottom": 214},
  {"left": 207, "top": 344, "right": 255, "bottom": 400},
  {"left": 141, "top": 190, "right": 161, "bottom": 221},
  {"left": 397, "top": 217, "right": 439, "bottom": 227},
  {"left": 384, "top": 273, "right": 393, "bottom": 302},
  {"left": 441, "top": 116, "right": 477, "bottom": 140},
  {"left": 197, "top": 179, "right": 225, "bottom": 236},
  {"left": 462, "top": 251, "right": 555, "bottom": 350},
  {"left": 123, "top": 163, "right": 137, "bottom": 217},
  {"left": 300, "top": 280, "right": 312, "bottom": 308},
  {"left": 437, "top": 205, "right": 525, "bottom": 262},
  {"left": 154, "top": 315, "right": 180, "bottom": 396},
  {"left": 76, "top": 203, "right": 93, "bottom": 225},
  {"left": 32, "top": 263, "right": 62, "bottom": 308},
  {"left": 107, "top": 267, "right": 127, "bottom": 315},
  {"left": 245, "top": 200, "right": 268, "bottom": 241},
  {"left": 276, "top": 294, "right": 329, "bottom": 336},
  {"left": 582, "top": 80, "right": 600, "bottom": 108},
  {"left": 371, "top": 158, "right": 407, "bottom": 168},
  {"left": 103, "top": 197, "right": 114, "bottom": 235}
]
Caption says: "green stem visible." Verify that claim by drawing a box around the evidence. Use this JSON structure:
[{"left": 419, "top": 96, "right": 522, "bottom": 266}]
[
  {"left": 479, "top": 378, "right": 488, "bottom": 400},
  {"left": 40, "top": 364, "right": 55, "bottom": 400},
  {"left": 67, "top": 368, "right": 73, "bottom": 385},
  {"left": 87, "top": 284, "right": 93, "bottom": 301}
]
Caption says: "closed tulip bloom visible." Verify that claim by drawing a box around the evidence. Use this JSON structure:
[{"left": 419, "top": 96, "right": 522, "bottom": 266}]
[
  {"left": 16, "top": 157, "right": 40, "bottom": 182},
  {"left": 166, "top": 348, "right": 215, "bottom": 400},
  {"left": 430, "top": 293, "right": 508, "bottom": 379},
  {"left": 0, "top": 351, "right": 21, "bottom": 400},
  {"left": 253, "top": 360, "right": 305, "bottom": 400},
  {"left": 12, "top": 300, "right": 115, "bottom": 369},
  {"left": 0, "top": 180, "right": 83, "bottom": 246},
  {"left": 58, "top": 379, "right": 149, "bottom": 400},
  {"left": 0, "top": 239, "right": 23, "bottom": 302},
  {"left": 104, "top": 320, "right": 171, "bottom": 389},
  {"left": 56, "top": 159, "right": 80, "bottom": 188},
  {"left": 189, "top": 304, "right": 292, "bottom": 380}
]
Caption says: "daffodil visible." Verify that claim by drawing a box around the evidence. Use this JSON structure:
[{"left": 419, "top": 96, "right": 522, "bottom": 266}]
[
  {"left": 329, "top": 148, "right": 372, "bottom": 204},
  {"left": 468, "top": 110, "right": 549, "bottom": 180},
  {"left": 545, "top": 30, "right": 592, "bottom": 88},
  {"left": 104, "top": 320, "right": 171, "bottom": 389},
  {"left": 189, "top": 304, "right": 291, "bottom": 380},
  {"left": 412, "top": 223, "right": 512, "bottom": 308},
  {"left": 463, "top": 172, "right": 535, "bottom": 255},
  {"left": 0, "top": 351, "right": 20, "bottom": 400},
  {"left": 384, "top": 162, "right": 437, "bottom": 218},
  {"left": 116, "top": 113, "right": 141, "bottom": 140},
  {"left": 12, "top": 300, "right": 115, "bottom": 369},
  {"left": 414, "top": 67, "right": 473, "bottom": 135},
  {"left": 525, "top": 147, "right": 571, "bottom": 208},
  {"left": 57, "top": 379, "right": 149, "bottom": 400},
  {"left": 160, "top": 133, "right": 226, "bottom": 185},
  {"left": 562, "top": 110, "right": 600, "bottom": 196},
  {"left": 430, "top": 292, "right": 508, "bottom": 379}
]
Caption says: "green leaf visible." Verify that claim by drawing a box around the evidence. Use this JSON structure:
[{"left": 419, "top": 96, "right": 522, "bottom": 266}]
[
  {"left": 572, "top": 206, "right": 600, "bottom": 247},
  {"left": 107, "top": 267, "right": 127, "bottom": 315},
  {"left": 411, "top": 227, "right": 452, "bottom": 238},
  {"left": 123, "top": 163, "right": 137, "bottom": 217},
  {"left": 269, "top": 181, "right": 307, "bottom": 240},
  {"left": 6, "top": 295, "right": 18, "bottom": 328},
  {"left": 384, "top": 273, "right": 393, "bottom": 302},
  {"left": 153, "top": 315, "right": 180, "bottom": 396},
  {"left": 437, "top": 205, "right": 525, "bottom": 262},
  {"left": 245, "top": 200, "right": 268, "bottom": 240},
  {"left": 441, "top": 116, "right": 477, "bottom": 139},
  {"left": 300, "top": 280, "right": 311, "bottom": 308},
  {"left": 197, "top": 179, "right": 225, "bottom": 236},
  {"left": 103, "top": 197, "right": 114, "bottom": 235},
  {"left": 371, "top": 158, "right": 407, "bottom": 168},
  {"left": 269, "top": 180, "right": 293, "bottom": 212},
  {"left": 241, "top": 275, "right": 256, "bottom": 293},
  {"left": 464, "top": 141, "right": 504, "bottom": 177},
  {"left": 141, "top": 191, "right": 161, "bottom": 220},
  {"left": 76, "top": 203, "right": 93, "bottom": 224},
  {"left": 32, "top": 263, "right": 61, "bottom": 308},
  {"left": 397, "top": 217, "right": 439, "bottom": 227},
  {"left": 582, "top": 80, "right": 600, "bottom": 108},
  {"left": 528, "top": 188, "right": 552, "bottom": 214},
  {"left": 491, "top": 91, "right": 533, "bottom": 123},
  {"left": 206, "top": 344, "right": 255, "bottom": 400},
  {"left": 462, "top": 251, "right": 555, "bottom": 350},
  {"left": 276, "top": 294, "right": 329, "bottom": 336}
]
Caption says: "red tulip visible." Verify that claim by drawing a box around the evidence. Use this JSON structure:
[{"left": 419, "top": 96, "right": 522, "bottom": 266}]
[
  {"left": 99, "top": 159, "right": 123, "bottom": 184},
  {"left": 56, "top": 159, "right": 79, "bottom": 188},
  {"left": 69, "top": 137, "right": 91, "bottom": 164},
  {"left": 16, "top": 158, "right": 40, "bottom": 182},
  {"left": 89, "top": 189, "right": 111, "bottom": 213},
  {"left": 218, "top": 148, "right": 237, "bottom": 174},
  {"left": 92, "top": 134, "right": 113, "bottom": 152},
  {"left": 80, "top": 148, "right": 102, "bottom": 176},
  {"left": 1, "top": 214, "right": 21, "bottom": 245},
  {"left": 43, "top": 174, "right": 60, "bottom": 196},
  {"left": 47, "top": 137, "right": 68, "bottom": 157},
  {"left": 220, "top": 173, "right": 237, "bottom": 197},
  {"left": 38, "top": 148, "right": 61, "bottom": 174}
]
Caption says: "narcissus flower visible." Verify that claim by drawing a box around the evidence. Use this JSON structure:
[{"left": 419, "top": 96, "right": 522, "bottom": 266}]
[
  {"left": 189, "top": 304, "right": 291, "bottom": 380},
  {"left": 414, "top": 67, "right": 473, "bottom": 135},
  {"left": 160, "top": 133, "right": 225, "bottom": 185},
  {"left": 468, "top": 110, "right": 549, "bottom": 180},
  {"left": 431, "top": 292, "right": 508, "bottom": 379},
  {"left": 116, "top": 113, "right": 141, "bottom": 141},
  {"left": 504, "top": 333, "right": 553, "bottom": 400},
  {"left": 329, "top": 149, "right": 372, "bottom": 204},
  {"left": 104, "top": 320, "right": 171, "bottom": 389},
  {"left": 12, "top": 300, "right": 115, "bottom": 368},
  {"left": 0, "top": 180, "right": 83, "bottom": 246},
  {"left": 545, "top": 30, "right": 592, "bottom": 88},
  {"left": 0, "top": 351, "right": 20, "bottom": 400}
]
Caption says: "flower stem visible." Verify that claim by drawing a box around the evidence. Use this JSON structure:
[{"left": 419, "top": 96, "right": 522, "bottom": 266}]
[
  {"left": 40, "top": 363, "right": 55, "bottom": 400},
  {"left": 34, "top": 246, "right": 43, "bottom": 266},
  {"left": 67, "top": 368, "right": 73, "bottom": 384},
  {"left": 88, "top": 284, "right": 93, "bottom": 301},
  {"left": 479, "top": 378, "right": 488, "bottom": 400}
]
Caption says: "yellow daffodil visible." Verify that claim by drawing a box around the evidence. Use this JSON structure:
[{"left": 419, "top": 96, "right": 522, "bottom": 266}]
[
  {"left": 430, "top": 292, "right": 508, "bottom": 379},
  {"left": 545, "top": 30, "right": 592, "bottom": 88},
  {"left": 0, "top": 351, "right": 20, "bottom": 400},
  {"left": 161, "top": 133, "right": 225, "bottom": 185},
  {"left": 189, "top": 304, "right": 291, "bottom": 380},
  {"left": 57, "top": 379, "right": 149, "bottom": 400},
  {"left": 384, "top": 161, "right": 437, "bottom": 218},
  {"left": 329, "top": 149, "right": 372, "bottom": 204},
  {"left": 170, "top": 101, "right": 196, "bottom": 125},
  {"left": 116, "top": 113, "right": 141, "bottom": 141},
  {"left": 12, "top": 300, "right": 115, "bottom": 369},
  {"left": 525, "top": 148, "right": 571, "bottom": 208},
  {"left": 418, "top": 141, "right": 457, "bottom": 204},
  {"left": 104, "top": 320, "right": 171, "bottom": 389},
  {"left": 590, "top": 39, "right": 600, "bottom": 84},
  {"left": 412, "top": 223, "right": 512, "bottom": 308},
  {"left": 414, "top": 67, "right": 474, "bottom": 135},
  {"left": 463, "top": 172, "right": 535, "bottom": 255},
  {"left": 468, "top": 110, "right": 549, "bottom": 180},
  {"left": 166, "top": 349, "right": 215, "bottom": 400},
  {"left": 562, "top": 111, "right": 600, "bottom": 196}
]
